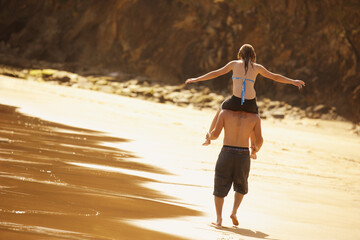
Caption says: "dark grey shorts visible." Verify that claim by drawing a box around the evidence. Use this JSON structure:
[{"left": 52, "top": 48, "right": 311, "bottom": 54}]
[{"left": 213, "top": 146, "right": 251, "bottom": 198}]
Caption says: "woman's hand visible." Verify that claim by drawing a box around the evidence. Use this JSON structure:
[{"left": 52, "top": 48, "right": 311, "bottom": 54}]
[
  {"left": 293, "top": 80, "right": 305, "bottom": 89},
  {"left": 205, "top": 132, "right": 210, "bottom": 140},
  {"left": 185, "top": 78, "right": 197, "bottom": 84}
]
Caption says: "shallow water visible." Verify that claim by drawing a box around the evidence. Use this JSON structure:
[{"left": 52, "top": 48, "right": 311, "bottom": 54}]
[{"left": 0, "top": 104, "right": 199, "bottom": 239}]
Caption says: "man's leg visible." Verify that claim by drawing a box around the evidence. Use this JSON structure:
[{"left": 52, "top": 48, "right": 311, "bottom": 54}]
[
  {"left": 213, "top": 195, "right": 224, "bottom": 226},
  {"left": 230, "top": 192, "right": 244, "bottom": 226}
]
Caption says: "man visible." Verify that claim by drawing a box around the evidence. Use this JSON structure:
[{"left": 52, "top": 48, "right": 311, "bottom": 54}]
[{"left": 206, "top": 109, "right": 263, "bottom": 227}]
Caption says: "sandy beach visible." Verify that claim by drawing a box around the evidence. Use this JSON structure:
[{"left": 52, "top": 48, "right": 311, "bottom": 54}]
[{"left": 0, "top": 75, "right": 359, "bottom": 240}]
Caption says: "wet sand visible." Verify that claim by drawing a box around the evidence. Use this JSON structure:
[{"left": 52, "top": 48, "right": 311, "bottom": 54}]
[{"left": 0, "top": 75, "right": 359, "bottom": 240}]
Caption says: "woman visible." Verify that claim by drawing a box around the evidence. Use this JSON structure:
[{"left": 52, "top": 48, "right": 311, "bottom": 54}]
[{"left": 185, "top": 44, "right": 305, "bottom": 149}]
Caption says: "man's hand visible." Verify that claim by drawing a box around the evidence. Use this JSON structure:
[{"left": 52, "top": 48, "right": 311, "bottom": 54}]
[
  {"left": 250, "top": 145, "right": 258, "bottom": 160},
  {"left": 292, "top": 80, "right": 305, "bottom": 89},
  {"left": 251, "top": 145, "right": 259, "bottom": 152}
]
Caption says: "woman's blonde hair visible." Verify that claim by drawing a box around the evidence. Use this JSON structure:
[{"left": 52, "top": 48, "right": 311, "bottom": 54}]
[{"left": 237, "top": 44, "right": 256, "bottom": 74}]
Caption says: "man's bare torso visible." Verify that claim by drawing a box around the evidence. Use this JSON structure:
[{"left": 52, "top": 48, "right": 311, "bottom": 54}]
[{"left": 222, "top": 110, "right": 259, "bottom": 148}]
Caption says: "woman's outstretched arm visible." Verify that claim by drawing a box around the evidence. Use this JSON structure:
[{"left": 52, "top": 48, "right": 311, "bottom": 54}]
[
  {"left": 257, "top": 64, "right": 305, "bottom": 89},
  {"left": 185, "top": 61, "right": 235, "bottom": 84}
]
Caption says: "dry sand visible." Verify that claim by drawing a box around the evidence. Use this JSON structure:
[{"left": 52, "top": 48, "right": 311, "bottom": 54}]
[{"left": 0, "top": 75, "right": 359, "bottom": 240}]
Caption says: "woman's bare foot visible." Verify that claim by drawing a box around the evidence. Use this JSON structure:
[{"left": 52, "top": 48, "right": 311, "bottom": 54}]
[
  {"left": 230, "top": 214, "right": 239, "bottom": 226},
  {"left": 203, "top": 133, "right": 211, "bottom": 146},
  {"left": 202, "top": 138, "right": 211, "bottom": 146}
]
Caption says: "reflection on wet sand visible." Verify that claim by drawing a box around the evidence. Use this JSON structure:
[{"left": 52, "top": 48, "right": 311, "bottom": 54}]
[{"left": 0, "top": 104, "right": 199, "bottom": 239}]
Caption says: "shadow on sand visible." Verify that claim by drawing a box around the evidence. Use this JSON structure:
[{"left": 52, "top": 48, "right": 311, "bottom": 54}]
[
  {"left": 210, "top": 224, "right": 279, "bottom": 240},
  {"left": 0, "top": 104, "right": 199, "bottom": 240}
]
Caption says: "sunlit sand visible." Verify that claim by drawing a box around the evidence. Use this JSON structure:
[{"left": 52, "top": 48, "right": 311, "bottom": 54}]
[{"left": 0, "top": 76, "right": 359, "bottom": 240}]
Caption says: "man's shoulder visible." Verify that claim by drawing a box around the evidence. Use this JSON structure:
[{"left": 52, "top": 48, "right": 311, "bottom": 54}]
[
  {"left": 220, "top": 109, "right": 234, "bottom": 116},
  {"left": 251, "top": 114, "right": 261, "bottom": 126},
  {"left": 242, "top": 112, "right": 261, "bottom": 124},
  {"left": 251, "top": 113, "right": 261, "bottom": 118},
  {"left": 219, "top": 109, "right": 239, "bottom": 120},
  {"left": 249, "top": 113, "right": 261, "bottom": 121}
]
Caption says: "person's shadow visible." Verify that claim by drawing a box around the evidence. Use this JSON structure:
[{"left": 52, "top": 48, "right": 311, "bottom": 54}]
[{"left": 210, "top": 224, "right": 279, "bottom": 240}]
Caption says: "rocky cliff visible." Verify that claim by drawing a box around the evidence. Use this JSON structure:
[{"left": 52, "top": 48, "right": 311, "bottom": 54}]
[{"left": 0, "top": 0, "right": 359, "bottom": 121}]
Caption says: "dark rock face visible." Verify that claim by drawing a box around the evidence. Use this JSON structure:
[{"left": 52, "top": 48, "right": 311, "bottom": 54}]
[{"left": 0, "top": 0, "right": 359, "bottom": 121}]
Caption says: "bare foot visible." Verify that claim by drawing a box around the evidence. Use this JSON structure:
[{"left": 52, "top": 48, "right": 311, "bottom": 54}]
[
  {"left": 202, "top": 139, "right": 211, "bottom": 146},
  {"left": 230, "top": 214, "right": 239, "bottom": 226},
  {"left": 211, "top": 219, "right": 222, "bottom": 227}
]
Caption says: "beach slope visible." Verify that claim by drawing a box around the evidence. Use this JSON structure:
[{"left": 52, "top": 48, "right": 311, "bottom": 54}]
[{"left": 0, "top": 75, "right": 359, "bottom": 240}]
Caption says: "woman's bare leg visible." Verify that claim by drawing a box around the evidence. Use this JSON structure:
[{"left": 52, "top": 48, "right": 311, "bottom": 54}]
[
  {"left": 202, "top": 108, "right": 221, "bottom": 146},
  {"left": 250, "top": 131, "right": 257, "bottom": 159}
]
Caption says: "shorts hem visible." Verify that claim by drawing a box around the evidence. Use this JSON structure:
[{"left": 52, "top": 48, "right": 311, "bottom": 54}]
[
  {"left": 213, "top": 191, "right": 227, "bottom": 198},
  {"left": 234, "top": 189, "right": 248, "bottom": 195}
]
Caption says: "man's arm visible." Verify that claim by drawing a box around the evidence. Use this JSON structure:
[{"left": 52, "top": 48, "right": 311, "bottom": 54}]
[
  {"left": 185, "top": 61, "right": 235, "bottom": 84},
  {"left": 257, "top": 64, "right": 305, "bottom": 89},
  {"left": 207, "top": 111, "right": 225, "bottom": 140},
  {"left": 250, "top": 131, "right": 258, "bottom": 159}
]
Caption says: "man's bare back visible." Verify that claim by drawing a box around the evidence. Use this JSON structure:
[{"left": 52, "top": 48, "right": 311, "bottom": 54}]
[{"left": 208, "top": 110, "right": 262, "bottom": 149}]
